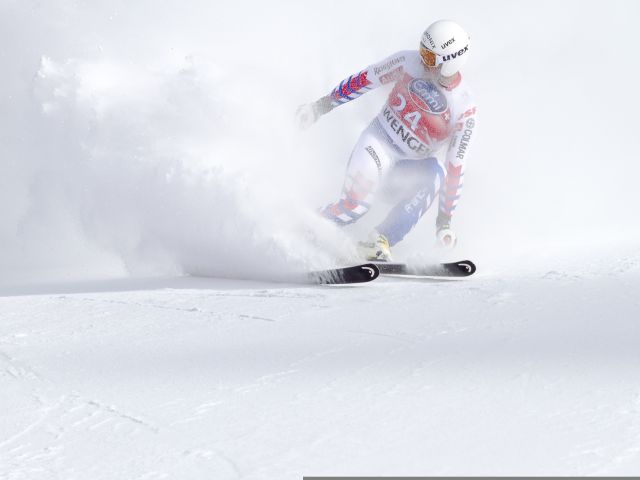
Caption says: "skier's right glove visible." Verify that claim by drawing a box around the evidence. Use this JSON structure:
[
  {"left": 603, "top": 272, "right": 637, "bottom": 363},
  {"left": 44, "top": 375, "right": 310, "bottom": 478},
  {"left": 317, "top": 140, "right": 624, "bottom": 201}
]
[
  {"left": 295, "top": 103, "right": 318, "bottom": 130},
  {"left": 295, "top": 96, "right": 334, "bottom": 130}
]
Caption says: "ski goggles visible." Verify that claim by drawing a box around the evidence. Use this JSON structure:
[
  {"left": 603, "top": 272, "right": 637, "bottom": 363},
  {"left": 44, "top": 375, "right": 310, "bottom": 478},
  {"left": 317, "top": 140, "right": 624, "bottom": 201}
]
[{"left": 419, "top": 43, "right": 442, "bottom": 67}]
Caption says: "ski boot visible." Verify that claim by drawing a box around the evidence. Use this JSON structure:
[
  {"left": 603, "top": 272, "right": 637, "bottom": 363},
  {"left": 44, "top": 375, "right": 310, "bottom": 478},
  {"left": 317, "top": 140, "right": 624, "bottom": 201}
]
[{"left": 358, "top": 232, "right": 392, "bottom": 262}]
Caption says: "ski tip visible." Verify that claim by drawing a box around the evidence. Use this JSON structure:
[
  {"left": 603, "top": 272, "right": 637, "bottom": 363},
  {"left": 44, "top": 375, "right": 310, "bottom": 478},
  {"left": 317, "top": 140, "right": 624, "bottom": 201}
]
[
  {"left": 359, "top": 263, "right": 381, "bottom": 281},
  {"left": 452, "top": 260, "right": 476, "bottom": 276},
  {"left": 309, "top": 263, "right": 380, "bottom": 285}
]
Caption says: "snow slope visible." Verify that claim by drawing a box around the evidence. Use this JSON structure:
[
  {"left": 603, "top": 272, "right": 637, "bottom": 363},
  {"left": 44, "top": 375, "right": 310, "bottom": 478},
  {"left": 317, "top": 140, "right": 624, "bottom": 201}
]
[
  {"left": 1, "top": 246, "right": 640, "bottom": 479},
  {"left": 2, "top": 0, "right": 640, "bottom": 478}
]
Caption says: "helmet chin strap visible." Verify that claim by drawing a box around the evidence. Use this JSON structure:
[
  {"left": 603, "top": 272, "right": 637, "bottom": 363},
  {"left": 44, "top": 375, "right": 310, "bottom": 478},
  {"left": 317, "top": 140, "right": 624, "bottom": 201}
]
[
  {"left": 438, "top": 72, "right": 458, "bottom": 87},
  {"left": 437, "top": 71, "right": 462, "bottom": 90},
  {"left": 423, "top": 63, "right": 458, "bottom": 88}
]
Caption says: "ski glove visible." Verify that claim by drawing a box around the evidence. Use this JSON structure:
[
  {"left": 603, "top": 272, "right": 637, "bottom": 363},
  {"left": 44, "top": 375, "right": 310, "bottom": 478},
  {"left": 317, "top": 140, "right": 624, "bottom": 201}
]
[
  {"left": 436, "top": 214, "right": 457, "bottom": 248},
  {"left": 295, "top": 96, "right": 334, "bottom": 130},
  {"left": 295, "top": 103, "right": 317, "bottom": 130},
  {"left": 436, "top": 226, "right": 457, "bottom": 248}
]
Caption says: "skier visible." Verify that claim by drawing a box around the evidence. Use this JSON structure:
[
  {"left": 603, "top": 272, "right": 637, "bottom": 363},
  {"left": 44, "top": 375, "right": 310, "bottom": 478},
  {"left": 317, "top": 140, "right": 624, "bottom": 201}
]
[{"left": 296, "top": 20, "right": 478, "bottom": 261}]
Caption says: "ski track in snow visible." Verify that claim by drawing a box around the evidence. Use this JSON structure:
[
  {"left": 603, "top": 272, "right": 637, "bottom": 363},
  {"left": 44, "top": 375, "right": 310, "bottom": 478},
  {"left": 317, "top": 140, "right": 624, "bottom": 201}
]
[{"left": 1, "top": 251, "right": 640, "bottom": 479}]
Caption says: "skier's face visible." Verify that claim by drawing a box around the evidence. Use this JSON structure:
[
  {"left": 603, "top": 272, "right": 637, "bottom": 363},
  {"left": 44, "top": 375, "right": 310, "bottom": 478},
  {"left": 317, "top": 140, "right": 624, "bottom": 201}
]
[{"left": 424, "top": 64, "right": 440, "bottom": 76}]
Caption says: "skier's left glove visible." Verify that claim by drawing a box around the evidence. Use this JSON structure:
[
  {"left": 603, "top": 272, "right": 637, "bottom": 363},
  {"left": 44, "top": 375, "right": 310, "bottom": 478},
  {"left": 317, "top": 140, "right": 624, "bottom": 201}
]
[
  {"left": 436, "top": 227, "right": 457, "bottom": 248},
  {"left": 295, "top": 96, "right": 334, "bottom": 130},
  {"left": 435, "top": 214, "right": 457, "bottom": 248}
]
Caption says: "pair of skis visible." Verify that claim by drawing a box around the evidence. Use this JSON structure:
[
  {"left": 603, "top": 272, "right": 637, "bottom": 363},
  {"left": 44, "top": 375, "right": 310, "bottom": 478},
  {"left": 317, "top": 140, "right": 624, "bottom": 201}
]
[{"left": 309, "top": 260, "right": 476, "bottom": 285}]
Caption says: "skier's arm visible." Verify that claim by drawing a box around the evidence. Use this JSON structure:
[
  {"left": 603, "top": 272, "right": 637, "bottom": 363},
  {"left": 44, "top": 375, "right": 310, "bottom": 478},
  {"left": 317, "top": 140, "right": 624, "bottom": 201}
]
[
  {"left": 296, "top": 51, "right": 409, "bottom": 129},
  {"left": 437, "top": 103, "right": 478, "bottom": 233}
]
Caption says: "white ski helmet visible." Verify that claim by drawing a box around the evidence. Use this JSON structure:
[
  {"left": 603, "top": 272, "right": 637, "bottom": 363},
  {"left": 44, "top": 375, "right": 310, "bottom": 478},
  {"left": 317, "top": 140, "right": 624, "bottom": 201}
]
[{"left": 420, "top": 20, "right": 471, "bottom": 77}]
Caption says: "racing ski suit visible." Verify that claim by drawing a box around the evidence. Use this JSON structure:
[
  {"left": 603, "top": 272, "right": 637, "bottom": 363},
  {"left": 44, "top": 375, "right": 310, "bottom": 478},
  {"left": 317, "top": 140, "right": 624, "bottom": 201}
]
[{"left": 316, "top": 50, "right": 478, "bottom": 246}]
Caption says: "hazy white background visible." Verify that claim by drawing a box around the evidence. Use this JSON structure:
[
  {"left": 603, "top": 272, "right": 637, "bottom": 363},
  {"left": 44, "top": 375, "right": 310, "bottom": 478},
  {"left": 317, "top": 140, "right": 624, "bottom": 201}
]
[{"left": 1, "top": 0, "right": 639, "bottom": 280}]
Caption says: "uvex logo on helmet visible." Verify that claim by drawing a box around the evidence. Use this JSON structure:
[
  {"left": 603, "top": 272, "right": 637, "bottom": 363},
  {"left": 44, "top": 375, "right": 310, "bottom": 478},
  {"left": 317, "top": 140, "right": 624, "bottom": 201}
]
[
  {"left": 442, "top": 45, "right": 469, "bottom": 62},
  {"left": 441, "top": 37, "right": 455, "bottom": 49},
  {"left": 423, "top": 31, "right": 436, "bottom": 49}
]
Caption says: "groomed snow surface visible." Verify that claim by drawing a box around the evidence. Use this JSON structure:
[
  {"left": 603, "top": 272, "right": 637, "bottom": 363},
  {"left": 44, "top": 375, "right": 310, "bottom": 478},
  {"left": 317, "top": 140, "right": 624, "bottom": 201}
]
[
  {"left": 2, "top": 0, "right": 640, "bottom": 478},
  {"left": 2, "top": 245, "right": 640, "bottom": 479}
]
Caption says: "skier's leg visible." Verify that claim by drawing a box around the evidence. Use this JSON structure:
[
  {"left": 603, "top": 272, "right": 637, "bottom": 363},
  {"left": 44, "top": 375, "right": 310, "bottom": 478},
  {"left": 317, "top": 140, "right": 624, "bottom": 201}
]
[
  {"left": 320, "top": 124, "right": 393, "bottom": 225},
  {"left": 375, "top": 157, "right": 444, "bottom": 246}
]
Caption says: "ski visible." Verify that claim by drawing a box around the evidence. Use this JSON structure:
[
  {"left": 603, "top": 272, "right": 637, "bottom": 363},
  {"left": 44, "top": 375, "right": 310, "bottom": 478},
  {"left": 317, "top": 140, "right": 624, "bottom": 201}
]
[
  {"left": 373, "top": 259, "right": 476, "bottom": 277},
  {"left": 309, "top": 263, "right": 380, "bottom": 284}
]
